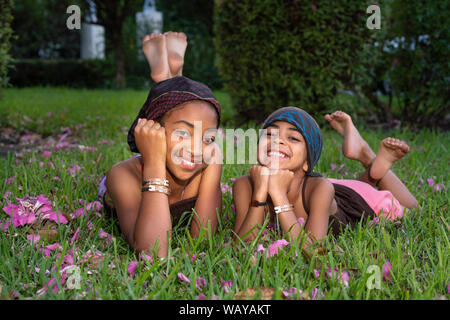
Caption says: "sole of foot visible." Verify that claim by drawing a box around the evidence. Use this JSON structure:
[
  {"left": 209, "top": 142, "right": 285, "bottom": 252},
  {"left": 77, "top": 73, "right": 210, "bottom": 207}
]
[
  {"left": 324, "top": 110, "right": 375, "bottom": 166},
  {"left": 164, "top": 31, "right": 187, "bottom": 77},
  {"left": 370, "top": 137, "right": 410, "bottom": 180},
  {"left": 142, "top": 33, "right": 170, "bottom": 83}
]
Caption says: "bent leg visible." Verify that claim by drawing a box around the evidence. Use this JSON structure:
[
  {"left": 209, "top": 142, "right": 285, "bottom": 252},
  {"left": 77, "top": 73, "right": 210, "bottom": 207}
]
[{"left": 325, "top": 111, "right": 417, "bottom": 209}]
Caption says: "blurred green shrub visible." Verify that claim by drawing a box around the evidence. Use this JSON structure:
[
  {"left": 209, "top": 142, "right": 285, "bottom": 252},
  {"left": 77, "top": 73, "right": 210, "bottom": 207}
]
[
  {"left": 0, "top": 0, "right": 15, "bottom": 89},
  {"left": 215, "top": 0, "right": 377, "bottom": 125},
  {"left": 156, "top": 0, "right": 222, "bottom": 89},
  {"left": 382, "top": 0, "right": 449, "bottom": 126},
  {"left": 215, "top": 0, "right": 449, "bottom": 128}
]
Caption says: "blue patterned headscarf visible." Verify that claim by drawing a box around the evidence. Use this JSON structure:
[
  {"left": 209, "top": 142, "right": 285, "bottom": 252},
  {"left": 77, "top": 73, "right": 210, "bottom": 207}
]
[{"left": 261, "top": 107, "right": 323, "bottom": 177}]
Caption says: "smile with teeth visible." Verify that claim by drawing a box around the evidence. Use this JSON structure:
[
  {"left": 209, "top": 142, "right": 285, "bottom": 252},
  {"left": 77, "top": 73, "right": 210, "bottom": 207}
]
[
  {"left": 268, "top": 151, "right": 289, "bottom": 159},
  {"left": 178, "top": 156, "right": 200, "bottom": 169}
]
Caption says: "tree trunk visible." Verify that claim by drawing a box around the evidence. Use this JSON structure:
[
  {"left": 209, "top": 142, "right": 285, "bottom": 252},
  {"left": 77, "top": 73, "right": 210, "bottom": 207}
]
[{"left": 113, "top": 33, "right": 126, "bottom": 89}]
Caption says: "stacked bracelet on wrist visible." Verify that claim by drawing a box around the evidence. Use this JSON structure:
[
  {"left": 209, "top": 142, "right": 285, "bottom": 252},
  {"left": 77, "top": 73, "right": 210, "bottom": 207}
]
[
  {"left": 274, "top": 204, "right": 294, "bottom": 215},
  {"left": 141, "top": 178, "right": 171, "bottom": 195},
  {"left": 142, "top": 178, "right": 169, "bottom": 187}
]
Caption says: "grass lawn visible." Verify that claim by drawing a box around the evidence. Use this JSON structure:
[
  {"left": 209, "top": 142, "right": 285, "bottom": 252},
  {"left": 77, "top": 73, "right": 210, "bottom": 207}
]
[{"left": 0, "top": 87, "right": 448, "bottom": 300}]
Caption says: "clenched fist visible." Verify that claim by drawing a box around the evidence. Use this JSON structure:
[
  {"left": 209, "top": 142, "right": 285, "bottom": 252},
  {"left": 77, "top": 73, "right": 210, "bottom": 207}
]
[
  {"left": 249, "top": 165, "right": 270, "bottom": 201},
  {"left": 267, "top": 169, "right": 294, "bottom": 199},
  {"left": 134, "top": 119, "right": 166, "bottom": 165}
]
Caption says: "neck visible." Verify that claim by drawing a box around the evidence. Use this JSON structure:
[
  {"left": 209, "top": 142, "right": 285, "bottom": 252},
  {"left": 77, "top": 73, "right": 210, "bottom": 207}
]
[
  {"left": 288, "top": 168, "right": 307, "bottom": 193},
  {"left": 166, "top": 167, "right": 188, "bottom": 193}
]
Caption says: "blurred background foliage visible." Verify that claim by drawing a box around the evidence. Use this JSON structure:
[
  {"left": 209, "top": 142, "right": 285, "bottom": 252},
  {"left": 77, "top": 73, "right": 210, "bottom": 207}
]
[{"left": 2, "top": 0, "right": 449, "bottom": 128}]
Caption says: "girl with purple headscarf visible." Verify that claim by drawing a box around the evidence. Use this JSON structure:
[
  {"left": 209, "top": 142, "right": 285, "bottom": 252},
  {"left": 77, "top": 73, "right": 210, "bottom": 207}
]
[{"left": 100, "top": 32, "right": 223, "bottom": 257}]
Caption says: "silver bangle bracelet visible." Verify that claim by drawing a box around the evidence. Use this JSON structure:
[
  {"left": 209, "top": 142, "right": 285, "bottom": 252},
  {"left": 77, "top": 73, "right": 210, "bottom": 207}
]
[
  {"left": 142, "top": 178, "right": 170, "bottom": 187},
  {"left": 274, "top": 204, "right": 294, "bottom": 215},
  {"left": 141, "top": 185, "right": 171, "bottom": 195}
]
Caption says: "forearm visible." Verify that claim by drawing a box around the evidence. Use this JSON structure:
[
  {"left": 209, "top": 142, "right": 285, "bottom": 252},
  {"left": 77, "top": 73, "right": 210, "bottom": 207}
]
[
  {"left": 133, "top": 192, "right": 172, "bottom": 256},
  {"left": 133, "top": 160, "right": 171, "bottom": 256},
  {"left": 190, "top": 190, "right": 221, "bottom": 237},
  {"left": 271, "top": 194, "right": 302, "bottom": 240},
  {"left": 236, "top": 206, "right": 267, "bottom": 241}
]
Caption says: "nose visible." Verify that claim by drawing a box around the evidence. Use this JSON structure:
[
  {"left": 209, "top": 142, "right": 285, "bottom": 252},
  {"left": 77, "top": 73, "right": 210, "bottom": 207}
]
[{"left": 272, "top": 134, "right": 285, "bottom": 145}]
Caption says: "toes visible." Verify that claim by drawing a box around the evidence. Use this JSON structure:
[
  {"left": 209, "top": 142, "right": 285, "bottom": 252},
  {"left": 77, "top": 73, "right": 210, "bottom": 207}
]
[
  {"left": 324, "top": 114, "right": 332, "bottom": 122},
  {"left": 142, "top": 35, "right": 151, "bottom": 43}
]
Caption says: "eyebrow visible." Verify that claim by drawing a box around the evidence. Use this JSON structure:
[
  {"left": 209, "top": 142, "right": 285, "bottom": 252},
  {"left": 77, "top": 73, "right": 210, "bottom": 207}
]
[
  {"left": 174, "top": 120, "right": 217, "bottom": 131},
  {"left": 174, "top": 120, "right": 194, "bottom": 128},
  {"left": 267, "top": 124, "right": 300, "bottom": 133}
]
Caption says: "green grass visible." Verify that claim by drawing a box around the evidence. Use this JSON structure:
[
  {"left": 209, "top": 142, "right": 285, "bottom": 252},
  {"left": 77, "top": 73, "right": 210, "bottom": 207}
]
[{"left": 0, "top": 87, "right": 448, "bottom": 300}]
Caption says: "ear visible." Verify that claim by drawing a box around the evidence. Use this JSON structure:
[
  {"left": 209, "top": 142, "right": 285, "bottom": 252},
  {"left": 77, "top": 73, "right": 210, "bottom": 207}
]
[{"left": 302, "top": 161, "right": 309, "bottom": 173}]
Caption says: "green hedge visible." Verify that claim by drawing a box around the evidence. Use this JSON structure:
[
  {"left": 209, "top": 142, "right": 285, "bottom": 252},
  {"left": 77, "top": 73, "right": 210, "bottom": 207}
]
[
  {"left": 382, "top": 0, "right": 450, "bottom": 126},
  {"left": 215, "top": 0, "right": 377, "bottom": 124},
  {"left": 9, "top": 59, "right": 113, "bottom": 88},
  {"left": 0, "top": 0, "right": 14, "bottom": 89},
  {"left": 156, "top": 0, "right": 222, "bottom": 89}
]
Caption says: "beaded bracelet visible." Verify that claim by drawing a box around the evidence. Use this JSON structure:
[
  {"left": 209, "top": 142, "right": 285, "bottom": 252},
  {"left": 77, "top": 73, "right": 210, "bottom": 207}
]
[
  {"left": 142, "top": 178, "right": 170, "bottom": 187},
  {"left": 141, "top": 185, "right": 171, "bottom": 195},
  {"left": 274, "top": 204, "right": 294, "bottom": 215}
]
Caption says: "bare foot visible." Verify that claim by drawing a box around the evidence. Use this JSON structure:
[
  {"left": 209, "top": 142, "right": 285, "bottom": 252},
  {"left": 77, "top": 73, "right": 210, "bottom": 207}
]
[
  {"left": 324, "top": 111, "right": 375, "bottom": 167},
  {"left": 370, "top": 138, "right": 410, "bottom": 180},
  {"left": 142, "top": 33, "right": 170, "bottom": 83},
  {"left": 164, "top": 31, "right": 187, "bottom": 77}
]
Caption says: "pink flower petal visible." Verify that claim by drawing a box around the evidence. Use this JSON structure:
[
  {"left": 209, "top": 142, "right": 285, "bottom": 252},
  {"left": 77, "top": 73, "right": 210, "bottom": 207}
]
[
  {"left": 128, "top": 261, "right": 139, "bottom": 277},
  {"left": 330, "top": 164, "right": 337, "bottom": 170},
  {"left": 98, "top": 228, "right": 112, "bottom": 243},
  {"left": 70, "top": 227, "right": 79, "bottom": 245},
  {"left": 42, "top": 151, "right": 51, "bottom": 158},
  {"left": 282, "top": 287, "right": 303, "bottom": 298},
  {"left": 43, "top": 243, "right": 62, "bottom": 257},
  {"left": 297, "top": 217, "right": 305, "bottom": 226},
  {"left": 196, "top": 277, "right": 207, "bottom": 291},
  {"left": 27, "top": 234, "right": 41, "bottom": 247},
  {"left": 256, "top": 244, "right": 265, "bottom": 253},
  {"left": 427, "top": 178, "right": 434, "bottom": 187},
  {"left": 41, "top": 209, "right": 68, "bottom": 224},
  {"left": 0, "top": 220, "right": 10, "bottom": 231},
  {"left": 267, "top": 239, "right": 290, "bottom": 257},
  {"left": 313, "top": 269, "right": 320, "bottom": 279},
  {"left": 86, "top": 201, "right": 103, "bottom": 211},
  {"left": 141, "top": 253, "right": 154, "bottom": 264},
  {"left": 220, "top": 280, "right": 233, "bottom": 293},
  {"left": 177, "top": 272, "right": 190, "bottom": 283},
  {"left": 382, "top": 261, "right": 392, "bottom": 281}
]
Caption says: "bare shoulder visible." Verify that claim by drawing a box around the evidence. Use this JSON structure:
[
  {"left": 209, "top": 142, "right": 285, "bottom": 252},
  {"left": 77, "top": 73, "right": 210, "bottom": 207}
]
[
  {"left": 307, "top": 176, "right": 335, "bottom": 196},
  {"left": 106, "top": 157, "right": 141, "bottom": 191}
]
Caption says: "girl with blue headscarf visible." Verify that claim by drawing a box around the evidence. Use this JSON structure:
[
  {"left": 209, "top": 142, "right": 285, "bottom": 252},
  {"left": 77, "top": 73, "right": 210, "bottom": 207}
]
[{"left": 232, "top": 107, "right": 417, "bottom": 247}]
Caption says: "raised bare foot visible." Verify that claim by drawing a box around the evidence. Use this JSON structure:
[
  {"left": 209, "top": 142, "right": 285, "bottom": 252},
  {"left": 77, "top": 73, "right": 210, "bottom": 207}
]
[
  {"left": 142, "top": 33, "right": 170, "bottom": 83},
  {"left": 164, "top": 31, "right": 187, "bottom": 77},
  {"left": 324, "top": 110, "right": 375, "bottom": 167},
  {"left": 370, "top": 138, "right": 410, "bottom": 180}
]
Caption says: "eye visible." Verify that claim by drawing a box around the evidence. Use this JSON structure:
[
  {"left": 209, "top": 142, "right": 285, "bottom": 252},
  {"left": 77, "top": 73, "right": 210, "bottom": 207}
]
[
  {"left": 175, "top": 129, "right": 190, "bottom": 137},
  {"left": 289, "top": 136, "right": 300, "bottom": 142},
  {"left": 203, "top": 136, "right": 216, "bottom": 144}
]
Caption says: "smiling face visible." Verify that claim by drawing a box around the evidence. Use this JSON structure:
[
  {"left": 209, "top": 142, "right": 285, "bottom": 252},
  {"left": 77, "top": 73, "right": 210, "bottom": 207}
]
[
  {"left": 258, "top": 121, "right": 309, "bottom": 173},
  {"left": 160, "top": 100, "right": 219, "bottom": 180}
]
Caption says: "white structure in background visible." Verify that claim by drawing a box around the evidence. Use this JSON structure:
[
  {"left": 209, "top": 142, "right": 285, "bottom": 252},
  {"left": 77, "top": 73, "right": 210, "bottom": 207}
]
[
  {"left": 81, "top": 0, "right": 105, "bottom": 59},
  {"left": 136, "top": 0, "right": 163, "bottom": 60}
]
